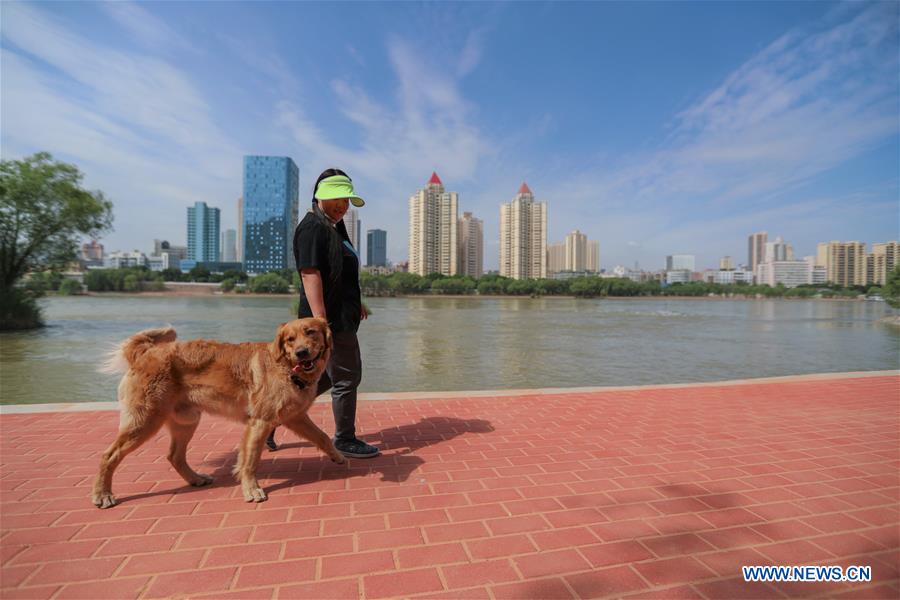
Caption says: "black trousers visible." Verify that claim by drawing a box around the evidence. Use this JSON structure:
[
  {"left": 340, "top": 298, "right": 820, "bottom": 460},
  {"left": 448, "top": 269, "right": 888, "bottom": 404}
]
[{"left": 270, "top": 330, "right": 362, "bottom": 442}]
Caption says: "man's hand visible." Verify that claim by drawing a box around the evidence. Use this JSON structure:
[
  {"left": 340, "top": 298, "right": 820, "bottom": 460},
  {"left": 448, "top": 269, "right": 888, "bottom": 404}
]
[{"left": 361, "top": 302, "right": 370, "bottom": 320}]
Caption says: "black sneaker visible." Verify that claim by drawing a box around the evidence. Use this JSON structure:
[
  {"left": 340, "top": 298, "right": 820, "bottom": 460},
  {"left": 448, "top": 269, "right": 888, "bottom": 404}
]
[
  {"left": 265, "top": 430, "right": 278, "bottom": 452},
  {"left": 333, "top": 437, "right": 380, "bottom": 459}
]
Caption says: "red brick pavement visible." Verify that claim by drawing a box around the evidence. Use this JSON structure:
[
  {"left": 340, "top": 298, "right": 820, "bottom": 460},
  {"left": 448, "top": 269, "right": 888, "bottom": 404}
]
[{"left": 1, "top": 374, "right": 898, "bottom": 599}]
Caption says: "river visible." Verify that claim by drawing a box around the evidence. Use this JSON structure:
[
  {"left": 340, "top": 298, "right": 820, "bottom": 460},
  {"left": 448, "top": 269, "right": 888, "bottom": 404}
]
[{"left": 0, "top": 295, "right": 897, "bottom": 404}]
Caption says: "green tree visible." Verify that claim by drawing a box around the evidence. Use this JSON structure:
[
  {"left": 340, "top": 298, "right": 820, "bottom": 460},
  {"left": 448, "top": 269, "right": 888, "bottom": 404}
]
[
  {"left": 123, "top": 274, "right": 140, "bottom": 292},
  {"left": 220, "top": 278, "right": 236, "bottom": 292},
  {"left": 161, "top": 267, "right": 184, "bottom": 282},
  {"left": 222, "top": 269, "right": 248, "bottom": 283},
  {"left": 1, "top": 153, "right": 112, "bottom": 329},
  {"left": 883, "top": 265, "right": 900, "bottom": 309},
  {"left": 248, "top": 272, "right": 290, "bottom": 294},
  {"left": 58, "top": 278, "right": 83, "bottom": 295},
  {"left": 188, "top": 264, "right": 210, "bottom": 282}
]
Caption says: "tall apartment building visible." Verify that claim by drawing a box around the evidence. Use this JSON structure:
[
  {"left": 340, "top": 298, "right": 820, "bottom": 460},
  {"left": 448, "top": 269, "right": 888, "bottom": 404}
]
[
  {"left": 500, "top": 183, "right": 547, "bottom": 280},
  {"left": 816, "top": 241, "right": 866, "bottom": 287},
  {"left": 367, "top": 229, "right": 387, "bottom": 267},
  {"left": 458, "top": 212, "right": 484, "bottom": 278},
  {"left": 587, "top": 240, "right": 600, "bottom": 273},
  {"left": 748, "top": 231, "right": 768, "bottom": 275},
  {"left": 187, "top": 201, "right": 220, "bottom": 262},
  {"left": 221, "top": 229, "right": 237, "bottom": 262},
  {"left": 236, "top": 196, "right": 244, "bottom": 263},
  {"left": 343, "top": 208, "right": 361, "bottom": 252},
  {"left": 565, "top": 230, "right": 587, "bottom": 272},
  {"left": 720, "top": 256, "right": 733, "bottom": 270},
  {"left": 870, "top": 242, "right": 899, "bottom": 286},
  {"left": 547, "top": 243, "right": 566, "bottom": 274},
  {"left": 242, "top": 156, "right": 299, "bottom": 273},
  {"left": 408, "top": 172, "right": 458, "bottom": 276}
]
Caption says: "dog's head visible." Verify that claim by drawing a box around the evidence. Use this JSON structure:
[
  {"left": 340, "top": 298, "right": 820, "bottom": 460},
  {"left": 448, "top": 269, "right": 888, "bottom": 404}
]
[{"left": 270, "top": 318, "right": 332, "bottom": 379}]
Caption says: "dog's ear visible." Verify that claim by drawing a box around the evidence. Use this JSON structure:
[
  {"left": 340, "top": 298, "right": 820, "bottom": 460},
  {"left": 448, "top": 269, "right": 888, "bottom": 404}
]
[
  {"left": 270, "top": 322, "right": 288, "bottom": 362},
  {"left": 316, "top": 318, "right": 332, "bottom": 353}
]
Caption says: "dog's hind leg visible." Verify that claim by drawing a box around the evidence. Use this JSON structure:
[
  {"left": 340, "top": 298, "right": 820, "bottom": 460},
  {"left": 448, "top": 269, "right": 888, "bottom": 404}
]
[
  {"left": 283, "top": 414, "right": 346, "bottom": 465},
  {"left": 234, "top": 418, "right": 272, "bottom": 502},
  {"left": 92, "top": 411, "right": 165, "bottom": 509},
  {"left": 166, "top": 407, "right": 213, "bottom": 487}
]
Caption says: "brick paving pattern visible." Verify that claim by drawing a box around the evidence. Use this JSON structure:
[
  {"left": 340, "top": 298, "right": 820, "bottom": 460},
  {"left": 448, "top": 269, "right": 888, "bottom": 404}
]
[{"left": 1, "top": 373, "right": 898, "bottom": 598}]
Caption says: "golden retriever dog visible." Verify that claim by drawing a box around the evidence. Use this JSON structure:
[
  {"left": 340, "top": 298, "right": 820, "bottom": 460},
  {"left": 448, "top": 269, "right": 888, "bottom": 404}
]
[{"left": 93, "top": 318, "right": 345, "bottom": 508}]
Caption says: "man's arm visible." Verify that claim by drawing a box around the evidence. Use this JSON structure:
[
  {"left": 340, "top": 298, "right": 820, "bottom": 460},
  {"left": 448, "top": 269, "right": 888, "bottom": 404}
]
[{"left": 301, "top": 268, "right": 326, "bottom": 319}]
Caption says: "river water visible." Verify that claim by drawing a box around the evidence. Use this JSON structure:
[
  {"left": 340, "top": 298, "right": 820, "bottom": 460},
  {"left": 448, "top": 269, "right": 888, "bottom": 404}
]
[{"left": 0, "top": 295, "right": 897, "bottom": 404}]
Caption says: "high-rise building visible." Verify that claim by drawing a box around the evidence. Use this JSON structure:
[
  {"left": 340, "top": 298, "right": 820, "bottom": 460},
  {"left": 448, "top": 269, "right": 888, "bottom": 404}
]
[
  {"left": 408, "top": 172, "right": 458, "bottom": 276},
  {"left": 221, "top": 229, "right": 237, "bottom": 262},
  {"left": 748, "top": 231, "right": 768, "bottom": 275},
  {"left": 81, "top": 239, "right": 104, "bottom": 261},
  {"left": 367, "top": 229, "right": 387, "bottom": 267},
  {"left": 236, "top": 196, "right": 244, "bottom": 263},
  {"left": 343, "top": 209, "right": 361, "bottom": 251},
  {"left": 458, "top": 212, "right": 484, "bottom": 278},
  {"left": 757, "top": 260, "right": 813, "bottom": 288},
  {"left": 720, "top": 256, "right": 733, "bottom": 271},
  {"left": 242, "top": 156, "right": 299, "bottom": 273},
  {"left": 870, "top": 242, "right": 899, "bottom": 286},
  {"left": 764, "top": 236, "right": 789, "bottom": 262},
  {"left": 804, "top": 256, "right": 827, "bottom": 285},
  {"left": 564, "top": 230, "right": 588, "bottom": 272},
  {"left": 500, "top": 183, "right": 547, "bottom": 280},
  {"left": 547, "top": 243, "right": 566, "bottom": 274},
  {"left": 666, "top": 255, "right": 695, "bottom": 272},
  {"left": 816, "top": 241, "right": 866, "bottom": 287},
  {"left": 187, "top": 202, "right": 220, "bottom": 262},
  {"left": 587, "top": 240, "right": 600, "bottom": 273}
]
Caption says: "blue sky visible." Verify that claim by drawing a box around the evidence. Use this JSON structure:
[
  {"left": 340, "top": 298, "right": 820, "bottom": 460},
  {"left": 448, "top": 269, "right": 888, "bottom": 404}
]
[{"left": 2, "top": 1, "right": 897, "bottom": 271}]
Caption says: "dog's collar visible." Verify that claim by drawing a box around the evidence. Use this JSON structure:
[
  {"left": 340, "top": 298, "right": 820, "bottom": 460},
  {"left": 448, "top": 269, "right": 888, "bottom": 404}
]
[{"left": 289, "top": 349, "right": 324, "bottom": 390}]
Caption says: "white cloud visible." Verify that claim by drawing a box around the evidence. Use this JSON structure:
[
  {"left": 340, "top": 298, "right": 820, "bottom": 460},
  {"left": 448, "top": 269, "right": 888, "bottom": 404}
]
[
  {"left": 1, "top": 3, "right": 243, "bottom": 248},
  {"left": 540, "top": 2, "right": 898, "bottom": 268},
  {"left": 100, "top": 1, "right": 194, "bottom": 53}
]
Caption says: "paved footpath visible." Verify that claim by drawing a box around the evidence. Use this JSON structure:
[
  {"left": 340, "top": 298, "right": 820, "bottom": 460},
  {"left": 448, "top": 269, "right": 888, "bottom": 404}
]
[{"left": 1, "top": 372, "right": 898, "bottom": 599}]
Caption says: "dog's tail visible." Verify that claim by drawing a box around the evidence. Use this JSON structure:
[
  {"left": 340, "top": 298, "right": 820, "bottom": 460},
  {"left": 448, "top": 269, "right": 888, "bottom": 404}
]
[{"left": 98, "top": 325, "right": 177, "bottom": 375}]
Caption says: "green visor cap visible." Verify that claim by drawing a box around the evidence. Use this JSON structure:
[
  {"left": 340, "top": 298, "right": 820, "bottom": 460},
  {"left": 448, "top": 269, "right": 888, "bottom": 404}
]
[{"left": 314, "top": 175, "right": 365, "bottom": 207}]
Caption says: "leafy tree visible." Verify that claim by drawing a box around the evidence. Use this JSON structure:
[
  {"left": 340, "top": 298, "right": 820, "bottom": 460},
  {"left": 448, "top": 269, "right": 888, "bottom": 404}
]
[
  {"left": 123, "top": 274, "right": 140, "bottom": 292},
  {"left": 477, "top": 279, "right": 505, "bottom": 295},
  {"left": 1, "top": 153, "right": 112, "bottom": 329},
  {"left": 220, "top": 278, "right": 236, "bottom": 292},
  {"left": 188, "top": 264, "right": 210, "bottom": 282},
  {"left": 222, "top": 269, "right": 248, "bottom": 283},
  {"left": 58, "top": 278, "right": 83, "bottom": 295},
  {"left": 161, "top": 267, "right": 184, "bottom": 282},
  {"left": 248, "top": 272, "right": 290, "bottom": 294},
  {"left": 431, "top": 277, "right": 475, "bottom": 295},
  {"left": 388, "top": 272, "right": 424, "bottom": 294},
  {"left": 883, "top": 265, "right": 900, "bottom": 309}
]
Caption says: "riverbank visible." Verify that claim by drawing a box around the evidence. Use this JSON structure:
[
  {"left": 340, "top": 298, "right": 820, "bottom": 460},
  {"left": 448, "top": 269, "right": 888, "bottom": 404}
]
[
  {"left": 1, "top": 372, "right": 897, "bottom": 599},
  {"left": 74, "top": 290, "right": 874, "bottom": 302}
]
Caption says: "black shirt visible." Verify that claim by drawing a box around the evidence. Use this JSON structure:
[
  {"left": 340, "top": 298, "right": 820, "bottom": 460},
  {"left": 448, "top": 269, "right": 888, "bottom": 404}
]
[{"left": 293, "top": 211, "right": 361, "bottom": 333}]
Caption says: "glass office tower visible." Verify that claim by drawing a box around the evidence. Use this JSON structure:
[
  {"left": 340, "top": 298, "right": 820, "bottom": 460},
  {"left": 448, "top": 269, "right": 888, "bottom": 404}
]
[
  {"left": 186, "top": 201, "right": 220, "bottom": 263},
  {"left": 242, "top": 156, "right": 299, "bottom": 273},
  {"left": 367, "top": 229, "right": 387, "bottom": 267}
]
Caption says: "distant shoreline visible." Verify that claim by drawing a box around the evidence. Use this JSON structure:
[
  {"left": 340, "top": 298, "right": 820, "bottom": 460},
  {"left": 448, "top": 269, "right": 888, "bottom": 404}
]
[{"left": 68, "top": 290, "right": 868, "bottom": 302}]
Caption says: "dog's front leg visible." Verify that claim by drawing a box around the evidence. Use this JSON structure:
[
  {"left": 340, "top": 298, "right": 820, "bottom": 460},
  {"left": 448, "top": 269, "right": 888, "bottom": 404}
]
[
  {"left": 234, "top": 418, "right": 272, "bottom": 502},
  {"left": 284, "top": 413, "right": 346, "bottom": 464}
]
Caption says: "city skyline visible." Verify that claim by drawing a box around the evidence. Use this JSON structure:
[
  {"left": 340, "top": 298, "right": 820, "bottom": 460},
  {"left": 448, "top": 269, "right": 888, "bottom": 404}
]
[{"left": 2, "top": 2, "right": 897, "bottom": 269}]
